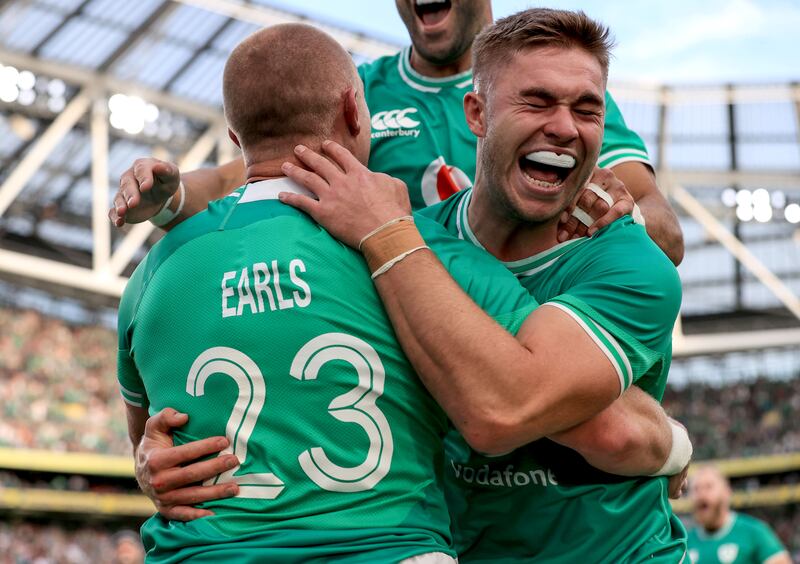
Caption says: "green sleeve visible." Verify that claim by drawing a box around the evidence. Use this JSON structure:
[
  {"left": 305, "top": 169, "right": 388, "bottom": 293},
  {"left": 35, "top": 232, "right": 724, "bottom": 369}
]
[
  {"left": 117, "top": 261, "right": 149, "bottom": 409},
  {"left": 415, "top": 214, "right": 538, "bottom": 334},
  {"left": 599, "top": 91, "right": 652, "bottom": 170},
  {"left": 545, "top": 221, "right": 681, "bottom": 393},
  {"left": 753, "top": 519, "right": 788, "bottom": 563}
]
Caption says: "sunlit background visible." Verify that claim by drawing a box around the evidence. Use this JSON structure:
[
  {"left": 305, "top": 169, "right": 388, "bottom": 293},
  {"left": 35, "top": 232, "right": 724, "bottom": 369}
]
[{"left": 0, "top": 1, "right": 798, "bottom": 561}]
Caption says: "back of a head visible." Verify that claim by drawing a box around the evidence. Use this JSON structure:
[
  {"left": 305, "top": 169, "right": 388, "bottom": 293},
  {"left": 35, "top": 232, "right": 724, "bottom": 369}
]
[
  {"left": 223, "top": 24, "right": 358, "bottom": 162},
  {"left": 472, "top": 8, "right": 613, "bottom": 94}
]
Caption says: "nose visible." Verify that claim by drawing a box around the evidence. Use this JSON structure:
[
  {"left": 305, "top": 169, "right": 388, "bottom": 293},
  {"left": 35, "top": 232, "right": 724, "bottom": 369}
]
[{"left": 543, "top": 105, "right": 578, "bottom": 144}]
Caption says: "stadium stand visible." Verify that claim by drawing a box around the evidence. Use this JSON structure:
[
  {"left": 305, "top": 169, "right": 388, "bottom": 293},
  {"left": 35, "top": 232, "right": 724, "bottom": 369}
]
[{"left": 0, "top": 0, "right": 798, "bottom": 560}]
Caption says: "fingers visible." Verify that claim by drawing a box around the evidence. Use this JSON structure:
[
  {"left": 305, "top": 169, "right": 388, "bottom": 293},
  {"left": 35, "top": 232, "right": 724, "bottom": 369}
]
[
  {"left": 157, "top": 505, "right": 216, "bottom": 522},
  {"left": 293, "top": 145, "right": 341, "bottom": 181},
  {"left": 321, "top": 140, "right": 362, "bottom": 172},
  {"left": 156, "top": 481, "right": 239, "bottom": 507},
  {"left": 557, "top": 214, "right": 585, "bottom": 242},
  {"left": 132, "top": 159, "right": 157, "bottom": 193},
  {"left": 144, "top": 408, "right": 189, "bottom": 437},
  {"left": 587, "top": 198, "right": 633, "bottom": 236},
  {"left": 151, "top": 454, "right": 240, "bottom": 493},
  {"left": 278, "top": 190, "right": 321, "bottom": 220},
  {"left": 144, "top": 436, "right": 230, "bottom": 474},
  {"left": 109, "top": 192, "right": 128, "bottom": 227},
  {"left": 281, "top": 161, "right": 329, "bottom": 197}
]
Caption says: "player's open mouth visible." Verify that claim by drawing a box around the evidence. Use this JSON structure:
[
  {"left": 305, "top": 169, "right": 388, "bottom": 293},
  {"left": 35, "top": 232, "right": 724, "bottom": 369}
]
[
  {"left": 414, "top": 0, "right": 452, "bottom": 28},
  {"left": 518, "top": 151, "right": 576, "bottom": 191}
]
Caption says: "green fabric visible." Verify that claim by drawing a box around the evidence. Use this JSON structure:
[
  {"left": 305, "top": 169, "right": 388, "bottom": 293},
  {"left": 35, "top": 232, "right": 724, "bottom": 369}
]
[
  {"left": 359, "top": 49, "right": 650, "bottom": 210},
  {"left": 117, "top": 179, "right": 537, "bottom": 562},
  {"left": 687, "top": 512, "right": 788, "bottom": 564},
  {"left": 421, "top": 189, "right": 686, "bottom": 562}
]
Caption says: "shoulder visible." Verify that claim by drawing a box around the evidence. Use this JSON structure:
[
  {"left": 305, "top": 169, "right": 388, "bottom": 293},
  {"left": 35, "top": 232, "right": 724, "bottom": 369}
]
[
  {"left": 416, "top": 189, "right": 468, "bottom": 231},
  {"left": 586, "top": 218, "right": 681, "bottom": 296},
  {"left": 358, "top": 51, "right": 402, "bottom": 86},
  {"left": 599, "top": 90, "right": 651, "bottom": 169}
]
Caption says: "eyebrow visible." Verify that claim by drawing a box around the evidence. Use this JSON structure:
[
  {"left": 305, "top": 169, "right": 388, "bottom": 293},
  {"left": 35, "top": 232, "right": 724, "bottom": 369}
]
[{"left": 519, "top": 87, "right": 604, "bottom": 107}]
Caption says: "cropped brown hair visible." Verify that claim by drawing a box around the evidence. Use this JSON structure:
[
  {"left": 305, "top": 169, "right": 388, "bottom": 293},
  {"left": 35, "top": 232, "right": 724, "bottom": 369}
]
[{"left": 472, "top": 8, "right": 614, "bottom": 93}]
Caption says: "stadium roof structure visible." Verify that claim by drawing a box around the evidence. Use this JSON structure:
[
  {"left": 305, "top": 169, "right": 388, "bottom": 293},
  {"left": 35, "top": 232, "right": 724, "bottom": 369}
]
[{"left": 0, "top": 0, "right": 799, "bottom": 356}]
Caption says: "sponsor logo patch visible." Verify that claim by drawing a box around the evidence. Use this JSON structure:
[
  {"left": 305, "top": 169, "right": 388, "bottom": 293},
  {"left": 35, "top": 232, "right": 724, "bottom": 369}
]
[{"left": 371, "top": 107, "right": 421, "bottom": 139}]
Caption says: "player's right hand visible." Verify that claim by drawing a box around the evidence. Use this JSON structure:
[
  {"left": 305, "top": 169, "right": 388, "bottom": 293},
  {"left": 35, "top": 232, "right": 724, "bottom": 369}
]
[
  {"left": 135, "top": 408, "right": 240, "bottom": 521},
  {"left": 110, "top": 158, "right": 181, "bottom": 227}
]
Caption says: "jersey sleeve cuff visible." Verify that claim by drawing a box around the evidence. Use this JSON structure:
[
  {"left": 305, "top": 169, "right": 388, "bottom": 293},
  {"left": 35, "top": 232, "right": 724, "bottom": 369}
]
[
  {"left": 598, "top": 149, "right": 652, "bottom": 171},
  {"left": 542, "top": 301, "right": 633, "bottom": 395},
  {"left": 117, "top": 348, "right": 148, "bottom": 408}
]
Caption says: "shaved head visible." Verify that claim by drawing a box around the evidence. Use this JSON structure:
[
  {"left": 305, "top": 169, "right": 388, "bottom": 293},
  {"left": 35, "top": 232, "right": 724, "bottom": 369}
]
[
  {"left": 691, "top": 465, "right": 732, "bottom": 531},
  {"left": 223, "top": 24, "right": 361, "bottom": 163}
]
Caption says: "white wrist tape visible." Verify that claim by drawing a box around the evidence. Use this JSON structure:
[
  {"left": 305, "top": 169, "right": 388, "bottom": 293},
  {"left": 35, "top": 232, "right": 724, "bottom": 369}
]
[
  {"left": 651, "top": 420, "right": 693, "bottom": 476},
  {"left": 632, "top": 203, "right": 646, "bottom": 226},
  {"left": 150, "top": 181, "right": 186, "bottom": 227},
  {"left": 571, "top": 207, "right": 594, "bottom": 227}
]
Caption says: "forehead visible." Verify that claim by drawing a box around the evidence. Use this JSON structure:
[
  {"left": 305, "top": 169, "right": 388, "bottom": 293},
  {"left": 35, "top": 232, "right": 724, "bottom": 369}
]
[{"left": 490, "top": 45, "right": 604, "bottom": 99}]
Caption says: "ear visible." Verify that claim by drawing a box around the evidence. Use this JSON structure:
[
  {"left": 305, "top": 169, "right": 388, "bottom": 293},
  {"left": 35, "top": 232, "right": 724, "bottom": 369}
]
[
  {"left": 343, "top": 87, "right": 361, "bottom": 137},
  {"left": 228, "top": 128, "right": 241, "bottom": 148},
  {"left": 464, "top": 91, "right": 486, "bottom": 138}
]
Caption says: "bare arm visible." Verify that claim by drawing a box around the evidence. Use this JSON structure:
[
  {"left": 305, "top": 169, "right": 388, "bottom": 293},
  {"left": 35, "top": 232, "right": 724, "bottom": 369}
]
[
  {"left": 280, "top": 143, "right": 654, "bottom": 457},
  {"left": 110, "top": 157, "right": 246, "bottom": 230},
  {"left": 612, "top": 161, "right": 684, "bottom": 265},
  {"left": 550, "top": 386, "right": 670, "bottom": 476},
  {"left": 124, "top": 406, "right": 239, "bottom": 520}
]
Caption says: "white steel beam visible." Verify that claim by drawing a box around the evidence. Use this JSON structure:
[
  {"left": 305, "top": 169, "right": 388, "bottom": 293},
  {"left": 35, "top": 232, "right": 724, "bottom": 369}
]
[
  {"left": 669, "top": 180, "right": 800, "bottom": 320},
  {"left": 174, "top": 0, "right": 400, "bottom": 61},
  {"left": 0, "top": 249, "right": 127, "bottom": 297},
  {"left": 673, "top": 328, "right": 800, "bottom": 357},
  {"left": 665, "top": 170, "right": 800, "bottom": 190},
  {"left": 91, "top": 98, "right": 111, "bottom": 271},
  {"left": 106, "top": 123, "right": 224, "bottom": 277},
  {"left": 0, "top": 88, "right": 91, "bottom": 218}
]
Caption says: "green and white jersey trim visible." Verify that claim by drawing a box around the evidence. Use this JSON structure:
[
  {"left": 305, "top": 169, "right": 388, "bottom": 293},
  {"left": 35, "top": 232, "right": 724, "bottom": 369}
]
[
  {"left": 598, "top": 147, "right": 652, "bottom": 170},
  {"left": 543, "top": 303, "right": 630, "bottom": 395},
  {"left": 454, "top": 189, "right": 588, "bottom": 276},
  {"left": 397, "top": 47, "right": 473, "bottom": 92},
  {"left": 455, "top": 188, "right": 631, "bottom": 394},
  {"left": 119, "top": 384, "right": 145, "bottom": 408}
]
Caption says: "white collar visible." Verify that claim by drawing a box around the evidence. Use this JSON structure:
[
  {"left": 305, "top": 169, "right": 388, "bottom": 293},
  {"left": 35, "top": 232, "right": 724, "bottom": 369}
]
[{"left": 238, "top": 176, "right": 315, "bottom": 204}]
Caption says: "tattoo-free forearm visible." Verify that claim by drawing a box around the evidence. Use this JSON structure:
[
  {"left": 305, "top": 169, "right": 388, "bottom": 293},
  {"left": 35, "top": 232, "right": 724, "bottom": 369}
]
[{"left": 549, "top": 386, "right": 671, "bottom": 476}]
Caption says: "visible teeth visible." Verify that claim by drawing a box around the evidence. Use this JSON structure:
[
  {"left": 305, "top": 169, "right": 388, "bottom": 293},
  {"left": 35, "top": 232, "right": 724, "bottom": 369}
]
[
  {"left": 521, "top": 169, "right": 562, "bottom": 188},
  {"left": 416, "top": 0, "right": 446, "bottom": 5},
  {"left": 525, "top": 151, "right": 575, "bottom": 169}
]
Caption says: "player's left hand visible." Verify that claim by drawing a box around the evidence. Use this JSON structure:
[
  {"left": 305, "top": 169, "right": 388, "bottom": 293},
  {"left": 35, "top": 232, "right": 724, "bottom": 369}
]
[
  {"left": 557, "top": 167, "right": 635, "bottom": 242},
  {"left": 279, "top": 140, "right": 412, "bottom": 249}
]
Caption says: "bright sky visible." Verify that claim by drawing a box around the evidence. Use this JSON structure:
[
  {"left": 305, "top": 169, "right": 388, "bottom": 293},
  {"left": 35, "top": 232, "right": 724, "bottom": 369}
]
[{"left": 265, "top": 0, "right": 800, "bottom": 84}]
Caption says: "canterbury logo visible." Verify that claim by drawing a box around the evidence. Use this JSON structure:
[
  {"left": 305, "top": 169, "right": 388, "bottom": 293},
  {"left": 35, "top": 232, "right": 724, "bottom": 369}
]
[{"left": 371, "top": 108, "right": 420, "bottom": 131}]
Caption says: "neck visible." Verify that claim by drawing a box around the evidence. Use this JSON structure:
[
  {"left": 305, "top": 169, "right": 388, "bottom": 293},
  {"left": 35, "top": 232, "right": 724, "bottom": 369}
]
[
  {"left": 244, "top": 155, "right": 306, "bottom": 184},
  {"left": 409, "top": 47, "right": 472, "bottom": 78},
  {"left": 703, "top": 508, "right": 731, "bottom": 534},
  {"left": 467, "top": 184, "right": 561, "bottom": 261}
]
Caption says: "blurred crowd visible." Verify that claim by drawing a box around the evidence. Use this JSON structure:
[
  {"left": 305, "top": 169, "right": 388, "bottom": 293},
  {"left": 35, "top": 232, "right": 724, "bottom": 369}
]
[
  {"left": 663, "top": 377, "right": 800, "bottom": 460},
  {"left": 0, "top": 521, "right": 144, "bottom": 564},
  {"left": 0, "top": 307, "right": 130, "bottom": 455}
]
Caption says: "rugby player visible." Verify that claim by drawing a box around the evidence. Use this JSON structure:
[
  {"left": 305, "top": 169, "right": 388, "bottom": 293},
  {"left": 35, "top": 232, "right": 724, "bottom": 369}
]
[
  {"left": 687, "top": 466, "right": 790, "bottom": 564},
  {"left": 109, "top": 0, "right": 684, "bottom": 265},
  {"left": 280, "top": 9, "right": 689, "bottom": 562},
  {"left": 119, "top": 22, "right": 683, "bottom": 562}
]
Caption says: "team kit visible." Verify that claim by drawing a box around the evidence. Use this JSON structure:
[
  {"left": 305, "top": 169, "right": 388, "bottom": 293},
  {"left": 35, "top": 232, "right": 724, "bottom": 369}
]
[{"left": 111, "top": 3, "right": 789, "bottom": 563}]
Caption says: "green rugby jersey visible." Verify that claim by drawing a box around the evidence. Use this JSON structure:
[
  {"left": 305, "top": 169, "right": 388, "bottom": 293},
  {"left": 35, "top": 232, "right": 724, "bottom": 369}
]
[
  {"left": 358, "top": 48, "right": 651, "bottom": 210},
  {"left": 687, "top": 512, "right": 788, "bottom": 564},
  {"left": 420, "top": 189, "right": 685, "bottom": 563},
  {"left": 117, "top": 178, "right": 537, "bottom": 563}
]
